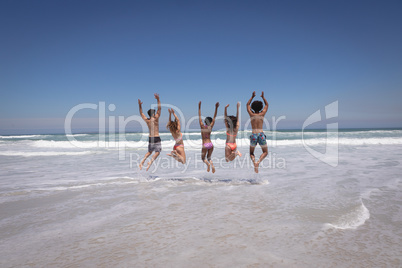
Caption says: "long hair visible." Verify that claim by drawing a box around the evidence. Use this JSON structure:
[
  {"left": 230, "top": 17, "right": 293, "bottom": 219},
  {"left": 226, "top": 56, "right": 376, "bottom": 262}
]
[
  {"left": 167, "top": 120, "right": 178, "bottom": 132},
  {"left": 225, "top": 115, "right": 237, "bottom": 131}
]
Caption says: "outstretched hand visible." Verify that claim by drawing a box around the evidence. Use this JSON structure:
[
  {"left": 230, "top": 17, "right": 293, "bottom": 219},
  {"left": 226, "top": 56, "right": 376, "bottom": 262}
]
[
  {"left": 261, "top": 91, "right": 264, "bottom": 98},
  {"left": 252, "top": 91, "right": 256, "bottom": 98},
  {"left": 154, "top": 93, "right": 160, "bottom": 100},
  {"left": 199, "top": 101, "right": 201, "bottom": 108},
  {"left": 237, "top": 102, "right": 241, "bottom": 108},
  {"left": 138, "top": 99, "right": 143, "bottom": 105},
  {"left": 215, "top": 102, "right": 219, "bottom": 108},
  {"left": 225, "top": 104, "right": 229, "bottom": 109}
]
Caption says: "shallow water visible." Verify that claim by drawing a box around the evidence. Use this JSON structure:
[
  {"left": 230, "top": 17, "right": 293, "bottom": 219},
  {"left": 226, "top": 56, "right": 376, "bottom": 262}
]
[{"left": 0, "top": 130, "right": 401, "bottom": 267}]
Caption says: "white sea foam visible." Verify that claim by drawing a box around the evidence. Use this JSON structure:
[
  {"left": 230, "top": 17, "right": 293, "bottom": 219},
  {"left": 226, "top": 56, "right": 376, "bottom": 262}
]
[
  {"left": 0, "top": 135, "right": 47, "bottom": 139},
  {"left": 65, "top": 134, "right": 90, "bottom": 137},
  {"left": 0, "top": 151, "right": 94, "bottom": 157},
  {"left": 1, "top": 132, "right": 401, "bottom": 267},
  {"left": 325, "top": 201, "right": 370, "bottom": 230},
  {"left": 15, "top": 136, "right": 402, "bottom": 151}
]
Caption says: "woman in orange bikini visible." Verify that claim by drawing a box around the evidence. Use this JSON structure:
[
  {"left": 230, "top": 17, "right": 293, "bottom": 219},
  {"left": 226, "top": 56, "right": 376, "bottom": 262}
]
[
  {"left": 166, "top": 108, "right": 186, "bottom": 164},
  {"left": 198, "top": 101, "right": 219, "bottom": 172},
  {"left": 224, "top": 102, "right": 242, "bottom": 162}
]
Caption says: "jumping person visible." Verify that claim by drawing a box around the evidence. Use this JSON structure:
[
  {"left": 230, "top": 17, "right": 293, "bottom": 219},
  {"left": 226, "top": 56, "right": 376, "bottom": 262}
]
[
  {"left": 166, "top": 108, "right": 186, "bottom": 164},
  {"left": 198, "top": 101, "right": 219, "bottom": 172},
  {"left": 247, "top": 91, "right": 268, "bottom": 173},
  {"left": 138, "top": 93, "right": 162, "bottom": 171},
  {"left": 224, "top": 102, "right": 242, "bottom": 162}
]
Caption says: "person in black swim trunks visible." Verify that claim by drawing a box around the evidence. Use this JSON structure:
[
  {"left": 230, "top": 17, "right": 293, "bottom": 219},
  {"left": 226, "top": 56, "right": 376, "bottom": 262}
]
[{"left": 138, "top": 93, "right": 162, "bottom": 171}]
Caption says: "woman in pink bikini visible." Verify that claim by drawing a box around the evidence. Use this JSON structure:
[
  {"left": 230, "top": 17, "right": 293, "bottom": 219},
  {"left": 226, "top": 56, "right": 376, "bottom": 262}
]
[
  {"left": 224, "top": 102, "right": 242, "bottom": 162},
  {"left": 198, "top": 101, "right": 219, "bottom": 172},
  {"left": 166, "top": 108, "right": 186, "bottom": 164}
]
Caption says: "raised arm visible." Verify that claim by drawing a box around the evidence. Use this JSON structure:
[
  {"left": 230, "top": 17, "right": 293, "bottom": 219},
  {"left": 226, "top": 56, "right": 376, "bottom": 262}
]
[
  {"left": 261, "top": 91, "right": 269, "bottom": 115},
  {"left": 138, "top": 99, "right": 147, "bottom": 120},
  {"left": 154, "top": 93, "right": 161, "bottom": 119},
  {"left": 236, "top": 102, "right": 240, "bottom": 129},
  {"left": 172, "top": 110, "right": 181, "bottom": 132},
  {"left": 224, "top": 104, "right": 229, "bottom": 128},
  {"left": 198, "top": 101, "right": 203, "bottom": 127},
  {"left": 210, "top": 102, "right": 219, "bottom": 128},
  {"left": 168, "top": 108, "right": 172, "bottom": 122},
  {"left": 247, "top": 91, "right": 256, "bottom": 115}
]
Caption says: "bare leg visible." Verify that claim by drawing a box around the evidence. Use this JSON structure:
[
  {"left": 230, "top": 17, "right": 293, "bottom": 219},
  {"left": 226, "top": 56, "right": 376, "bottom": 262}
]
[
  {"left": 201, "top": 148, "right": 210, "bottom": 171},
  {"left": 254, "top": 146, "right": 268, "bottom": 173},
  {"left": 210, "top": 160, "right": 215, "bottom": 173},
  {"left": 249, "top": 146, "right": 256, "bottom": 163},
  {"left": 258, "top": 145, "right": 268, "bottom": 163},
  {"left": 139, "top": 152, "right": 151, "bottom": 170},
  {"left": 146, "top": 152, "right": 160, "bottom": 171},
  {"left": 249, "top": 146, "right": 258, "bottom": 173},
  {"left": 176, "top": 147, "right": 186, "bottom": 164},
  {"left": 168, "top": 150, "right": 185, "bottom": 164},
  {"left": 254, "top": 161, "right": 259, "bottom": 173},
  {"left": 227, "top": 152, "right": 236, "bottom": 162},
  {"left": 204, "top": 159, "right": 211, "bottom": 172},
  {"left": 225, "top": 146, "right": 235, "bottom": 162},
  {"left": 207, "top": 148, "right": 214, "bottom": 173}
]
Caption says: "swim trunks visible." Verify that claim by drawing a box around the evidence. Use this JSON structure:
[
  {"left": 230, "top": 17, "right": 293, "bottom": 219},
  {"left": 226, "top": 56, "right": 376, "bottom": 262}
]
[
  {"left": 250, "top": 132, "right": 267, "bottom": 147},
  {"left": 148, "top": 136, "right": 162, "bottom": 153},
  {"left": 203, "top": 142, "right": 213, "bottom": 150}
]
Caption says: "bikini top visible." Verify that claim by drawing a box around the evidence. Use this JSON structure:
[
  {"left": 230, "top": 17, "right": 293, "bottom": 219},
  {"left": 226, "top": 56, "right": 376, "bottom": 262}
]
[
  {"left": 227, "top": 131, "right": 237, "bottom": 137},
  {"left": 202, "top": 125, "right": 211, "bottom": 139},
  {"left": 175, "top": 133, "right": 183, "bottom": 143}
]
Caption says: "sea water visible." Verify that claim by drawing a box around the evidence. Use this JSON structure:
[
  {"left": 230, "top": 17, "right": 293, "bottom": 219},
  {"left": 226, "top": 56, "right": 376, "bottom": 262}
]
[{"left": 0, "top": 129, "right": 401, "bottom": 267}]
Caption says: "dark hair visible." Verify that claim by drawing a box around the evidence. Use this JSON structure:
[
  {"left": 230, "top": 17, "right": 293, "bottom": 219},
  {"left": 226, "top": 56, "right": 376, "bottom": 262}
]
[
  {"left": 147, "top": 109, "right": 155, "bottom": 117},
  {"left": 225, "top": 115, "right": 237, "bottom": 130},
  {"left": 204, "top": 117, "right": 213, "bottom": 126},
  {"left": 251, "top": 101, "right": 263, "bottom": 113}
]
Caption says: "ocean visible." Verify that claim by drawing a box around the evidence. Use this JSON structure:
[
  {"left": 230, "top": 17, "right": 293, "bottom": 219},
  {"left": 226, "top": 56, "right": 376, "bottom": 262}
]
[{"left": 0, "top": 129, "right": 401, "bottom": 267}]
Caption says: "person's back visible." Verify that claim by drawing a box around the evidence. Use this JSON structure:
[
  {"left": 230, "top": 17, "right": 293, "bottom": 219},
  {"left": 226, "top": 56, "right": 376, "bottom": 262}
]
[
  {"left": 167, "top": 108, "right": 186, "bottom": 164},
  {"left": 199, "top": 101, "right": 219, "bottom": 172},
  {"left": 224, "top": 103, "right": 242, "bottom": 162},
  {"left": 247, "top": 91, "right": 269, "bottom": 173},
  {"left": 249, "top": 109, "right": 266, "bottom": 133},
  {"left": 148, "top": 117, "right": 160, "bottom": 137},
  {"left": 138, "top": 93, "right": 162, "bottom": 171},
  {"left": 201, "top": 125, "right": 211, "bottom": 142}
]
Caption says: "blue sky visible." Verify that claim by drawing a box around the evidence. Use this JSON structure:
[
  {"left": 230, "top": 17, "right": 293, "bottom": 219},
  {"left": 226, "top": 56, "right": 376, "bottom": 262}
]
[{"left": 0, "top": 0, "right": 401, "bottom": 133}]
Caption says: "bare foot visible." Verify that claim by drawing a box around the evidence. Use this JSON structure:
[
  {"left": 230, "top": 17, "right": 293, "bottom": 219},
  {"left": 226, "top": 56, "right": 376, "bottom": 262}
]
[
  {"left": 139, "top": 162, "right": 143, "bottom": 170},
  {"left": 237, "top": 151, "right": 242, "bottom": 157},
  {"left": 167, "top": 150, "right": 177, "bottom": 158},
  {"left": 254, "top": 161, "right": 259, "bottom": 173},
  {"left": 211, "top": 162, "right": 215, "bottom": 173},
  {"left": 203, "top": 160, "right": 210, "bottom": 172},
  {"left": 146, "top": 161, "right": 152, "bottom": 171}
]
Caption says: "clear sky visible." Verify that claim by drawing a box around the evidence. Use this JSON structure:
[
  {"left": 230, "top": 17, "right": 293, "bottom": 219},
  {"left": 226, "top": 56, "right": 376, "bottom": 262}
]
[{"left": 1, "top": 0, "right": 401, "bottom": 134}]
